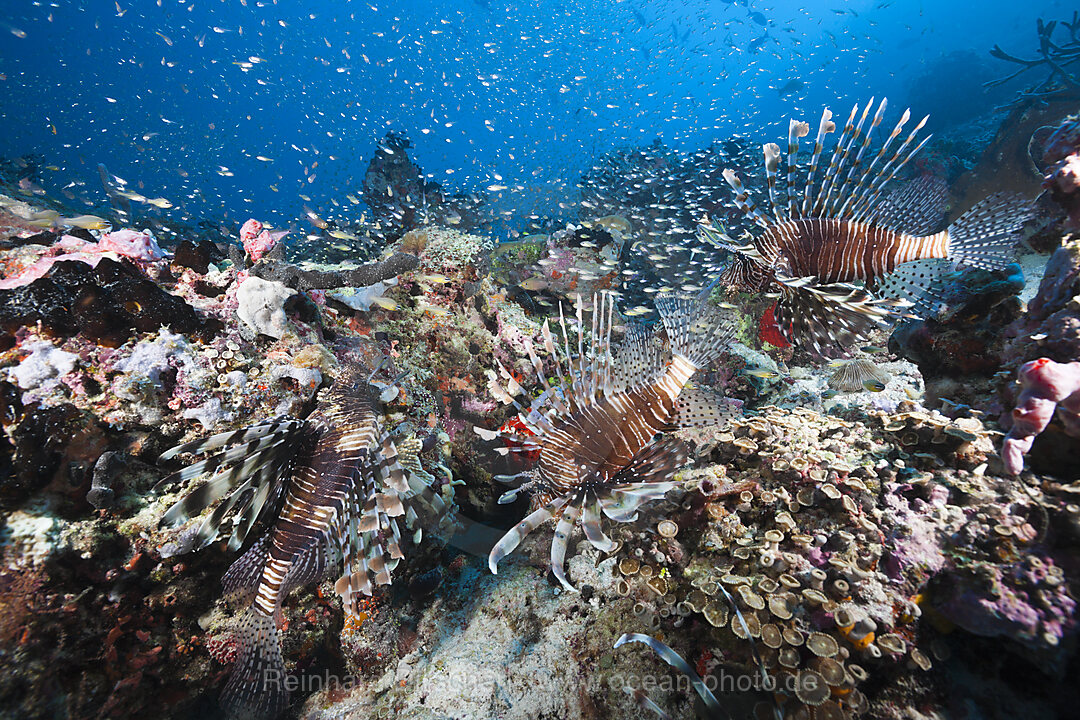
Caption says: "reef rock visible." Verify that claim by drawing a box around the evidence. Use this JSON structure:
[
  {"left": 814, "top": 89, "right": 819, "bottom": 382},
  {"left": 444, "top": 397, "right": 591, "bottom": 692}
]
[
  {"left": 0, "top": 257, "right": 207, "bottom": 347},
  {"left": 1042, "top": 114, "right": 1080, "bottom": 230},
  {"left": 1000, "top": 236, "right": 1080, "bottom": 477}
]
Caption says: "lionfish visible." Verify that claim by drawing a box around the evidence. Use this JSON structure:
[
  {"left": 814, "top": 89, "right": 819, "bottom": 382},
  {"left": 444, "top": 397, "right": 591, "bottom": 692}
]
[
  {"left": 156, "top": 368, "right": 450, "bottom": 718},
  {"left": 710, "top": 96, "right": 1030, "bottom": 354},
  {"left": 477, "top": 292, "right": 737, "bottom": 591}
]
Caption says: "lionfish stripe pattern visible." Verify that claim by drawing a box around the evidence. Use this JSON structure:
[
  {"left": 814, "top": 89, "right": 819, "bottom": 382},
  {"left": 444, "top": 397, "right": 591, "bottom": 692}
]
[
  {"left": 714, "top": 96, "right": 1030, "bottom": 354},
  {"left": 157, "top": 370, "right": 444, "bottom": 719},
  {"left": 480, "top": 292, "right": 737, "bottom": 591}
]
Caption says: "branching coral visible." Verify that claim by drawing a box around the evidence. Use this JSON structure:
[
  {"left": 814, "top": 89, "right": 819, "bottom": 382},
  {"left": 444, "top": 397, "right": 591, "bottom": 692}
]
[{"left": 988, "top": 12, "right": 1080, "bottom": 102}]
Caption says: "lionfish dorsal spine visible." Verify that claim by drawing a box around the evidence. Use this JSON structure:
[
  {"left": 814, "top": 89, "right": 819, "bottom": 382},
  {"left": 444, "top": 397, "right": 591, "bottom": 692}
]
[
  {"left": 817, "top": 99, "right": 874, "bottom": 217},
  {"left": 786, "top": 119, "right": 810, "bottom": 218},
  {"left": 721, "top": 168, "right": 770, "bottom": 228},
  {"left": 828, "top": 98, "right": 890, "bottom": 218},
  {"left": 762, "top": 142, "right": 786, "bottom": 222},
  {"left": 801, "top": 107, "right": 836, "bottom": 216},
  {"left": 838, "top": 105, "right": 910, "bottom": 219},
  {"left": 850, "top": 121, "right": 932, "bottom": 222},
  {"left": 811, "top": 101, "right": 860, "bottom": 217}
]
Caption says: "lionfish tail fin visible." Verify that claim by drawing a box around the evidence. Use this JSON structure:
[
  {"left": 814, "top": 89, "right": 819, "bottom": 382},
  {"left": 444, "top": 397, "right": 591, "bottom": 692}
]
[
  {"left": 946, "top": 193, "right": 1030, "bottom": 271},
  {"left": 655, "top": 295, "right": 735, "bottom": 369},
  {"left": 774, "top": 275, "right": 899, "bottom": 355},
  {"left": 221, "top": 608, "right": 289, "bottom": 720}
]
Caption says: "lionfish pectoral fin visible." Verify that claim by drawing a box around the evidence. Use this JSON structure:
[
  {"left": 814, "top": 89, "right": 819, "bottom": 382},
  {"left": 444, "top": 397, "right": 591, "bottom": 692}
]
[
  {"left": 497, "top": 488, "right": 521, "bottom": 505},
  {"left": 156, "top": 417, "right": 292, "bottom": 465},
  {"left": 945, "top": 193, "right": 1031, "bottom": 272},
  {"left": 581, "top": 492, "right": 616, "bottom": 553},
  {"left": 157, "top": 419, "right": 306, "bottom": 538},
  {"left": 550, "top": 497, "right": 583, "bottom": 592},
  {"left": 487, "top": 494, "right": 569, "bottom": 575},
  {"left": 773, "top": 274, "right": 897, "bottom": 355},
  {"left": 614, "top": 633, "right": 724, "bottom": 718},
  {"left": 608, "top": 436, "right": 688, "bottom": 488},
  {"left": 221, "top": 607, "right": 289, "bottom": 720},
  {"left": 672, "top": 386, "right": 740, "bottom": 430}
]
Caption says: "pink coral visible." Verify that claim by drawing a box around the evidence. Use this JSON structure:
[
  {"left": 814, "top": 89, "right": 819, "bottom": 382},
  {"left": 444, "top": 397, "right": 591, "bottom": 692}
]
[
  {"left": 240, "top": 218, "right": 288, "bottom": 261},
  {"left": 1001, "top": 358, "right": 1080, "bottom": 475},
  {"left": 0, "top": 230, "right": 163, "bottom": 289},
  {"left": 98, "top": 229, "right": 163, "bottom": 264}
]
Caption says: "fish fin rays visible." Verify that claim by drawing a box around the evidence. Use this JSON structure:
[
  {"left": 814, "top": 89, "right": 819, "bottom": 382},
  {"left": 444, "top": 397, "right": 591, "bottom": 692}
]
[
  {"left": 672, "top": 385, "right": 740, "bottom": 430},
  {"left": 774, "top": 274, "right": 902, "bottom": 355},
  {"left": 655, "top": 295, "right": 736, "bottom": 369},
  {"left": 157, "top": 419, "right": 309, "bottom": 549},
  {"left": 874, "top": 258, "right": 956, "bottom": 319},
  {"left": 865, "top": 174, "right": 948, "bottom": 235},
  {"left": 221, "top": 608, "right": 289, "bottom": 720},
  {"left": 946, "top": 193, "right": 1031, "bottom": 272}
]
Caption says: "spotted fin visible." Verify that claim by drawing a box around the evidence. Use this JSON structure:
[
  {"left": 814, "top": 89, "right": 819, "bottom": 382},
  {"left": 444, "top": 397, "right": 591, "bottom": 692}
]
[
  {"left": 221, "top": 608, "right": 288, "bottom": 720},
  {"left": 866, "top": 174, "right": 948, "bottom": 236},
  {"left": 874, "top": 258, "right": 956, "bottom": 319},
  {"left": 655, "top": 294, "right": 735, "bottom": 369},
  {"left": 221, "top": 535, "right": 271, "bottom": 603},
  {"left": 608, "top": 435, "right": 688, "bottom": 489},
  {"left": 946, "top": 193, "right": 1030, "bottom": 271},
  {"left": 672, "top": 385, "right": 740, "bottom": 430}
]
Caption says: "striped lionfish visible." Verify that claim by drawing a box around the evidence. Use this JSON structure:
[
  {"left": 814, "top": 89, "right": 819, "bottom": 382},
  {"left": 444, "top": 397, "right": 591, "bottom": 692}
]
[
  {"left": 157, "top": 367, "right": 451, "bottom": 719},
  {"left": 710, "top": 97, "right": 1031, "bottom": 354},
  {"left": 477, "top": 292, "right": 738, "bottom": 591}
]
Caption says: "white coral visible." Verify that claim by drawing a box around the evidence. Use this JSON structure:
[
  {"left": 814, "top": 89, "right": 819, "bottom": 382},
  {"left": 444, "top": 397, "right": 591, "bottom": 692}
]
[{"left": 8, "top": 340, "right": 79, "bottom": 390}]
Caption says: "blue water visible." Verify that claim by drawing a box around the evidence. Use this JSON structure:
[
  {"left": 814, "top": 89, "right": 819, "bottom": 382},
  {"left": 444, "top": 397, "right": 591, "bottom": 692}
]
[{"left": 0, "top": 0, "right": 1071, "bottom": 233}]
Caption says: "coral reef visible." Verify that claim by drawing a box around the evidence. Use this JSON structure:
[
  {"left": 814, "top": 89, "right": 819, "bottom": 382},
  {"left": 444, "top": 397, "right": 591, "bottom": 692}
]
[
  {"left": 0, "top": 257, "right": 209, "bottom": 347},
  {"left": 1000, "top": 235, "right": 1080, "bottom": 478},
  {"left": 1042, "top": 114, "right": 1080, "bottom": 230},
  {"left": 0, "top": 180, "right": 1077, "bottom": 720}
]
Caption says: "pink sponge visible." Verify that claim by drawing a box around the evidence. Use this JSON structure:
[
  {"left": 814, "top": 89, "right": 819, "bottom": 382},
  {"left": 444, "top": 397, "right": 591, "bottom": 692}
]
[
  {"left": 1002, "top": 358, "right": 1080, "bottom": 475},
  {"left": 240, "top": 218, "right": 289, "bottom": 262}
]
